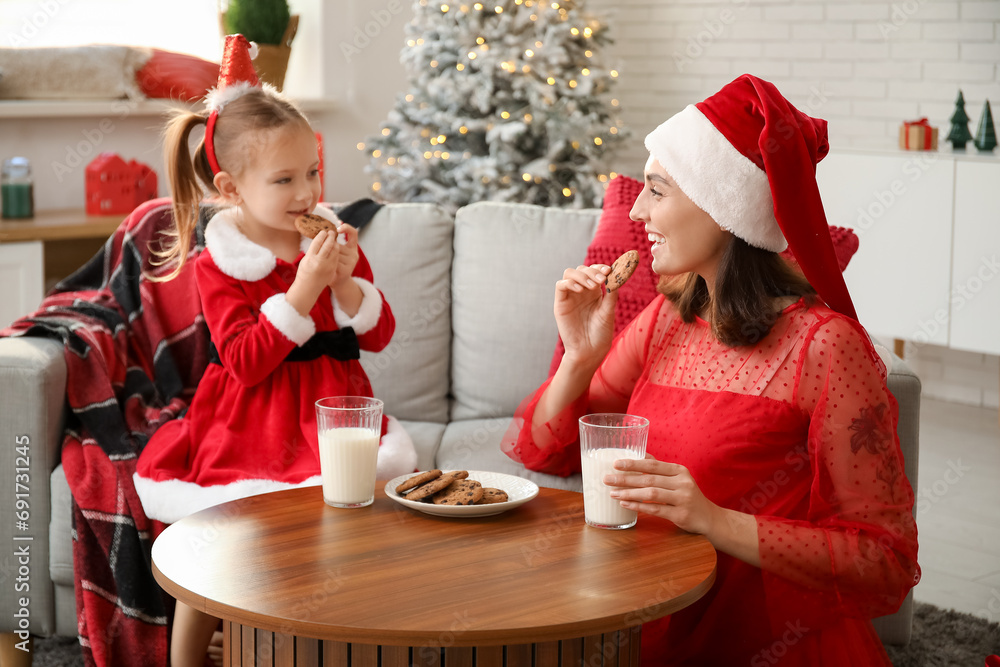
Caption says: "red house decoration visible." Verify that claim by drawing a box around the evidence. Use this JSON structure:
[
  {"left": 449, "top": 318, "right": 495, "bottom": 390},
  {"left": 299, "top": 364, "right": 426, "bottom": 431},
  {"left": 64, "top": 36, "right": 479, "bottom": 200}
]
[{"left": 85, "top": 153, "right": 159, "bottom": 215}]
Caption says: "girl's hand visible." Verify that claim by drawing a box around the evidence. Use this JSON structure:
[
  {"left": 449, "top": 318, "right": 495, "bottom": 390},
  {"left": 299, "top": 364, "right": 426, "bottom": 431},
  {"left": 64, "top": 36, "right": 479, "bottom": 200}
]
[
  {"left": 330, "top": 223, "right": 360, "bottom": 289},
  {"left": 286, "top": 229, "right": 339, "bottom": 316},
  {"left": 605, "top": 458, "right": 724, "bottom": 537},
  {"left": 554, "top": 264, "right": 618, "bottom": 368}
]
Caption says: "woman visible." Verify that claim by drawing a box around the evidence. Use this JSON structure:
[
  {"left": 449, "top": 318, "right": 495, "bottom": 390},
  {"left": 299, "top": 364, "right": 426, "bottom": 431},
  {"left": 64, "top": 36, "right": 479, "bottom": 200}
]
[{"left": 502, "top": 74, "right": 919, "bottom": 665}]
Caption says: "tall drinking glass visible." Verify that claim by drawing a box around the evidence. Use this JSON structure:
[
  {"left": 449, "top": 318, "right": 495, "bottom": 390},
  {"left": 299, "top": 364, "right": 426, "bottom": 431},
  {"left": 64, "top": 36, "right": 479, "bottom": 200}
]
[
  {"left": 579, "top": 413, "right": 649, "bottom": 529},
  {"left": 315, "top": 397, "right": 383, "bottom": 508}
]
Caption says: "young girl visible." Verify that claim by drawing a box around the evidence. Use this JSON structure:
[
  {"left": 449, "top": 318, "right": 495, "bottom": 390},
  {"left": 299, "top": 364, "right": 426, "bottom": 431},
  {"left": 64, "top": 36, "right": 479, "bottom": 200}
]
[
  {"left": 133, "top": 35, "right": 416, "bottom": 666},
  {"left": 503, "top": 74, "right": 919, "bottom": 665}
]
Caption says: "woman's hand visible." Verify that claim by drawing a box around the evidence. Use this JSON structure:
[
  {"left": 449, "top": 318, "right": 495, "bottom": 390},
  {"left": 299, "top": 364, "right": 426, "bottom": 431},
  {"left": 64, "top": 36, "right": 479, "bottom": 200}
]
[
  {"left": 286, "top": 229, "right": 340, "bottom": 316},
  {"left": 554, "top": 264, "right": 618, "bottom": 368},
  {"left": 606, "top": 458, "right": 723, "bottom": 535},
  {"left": 606, "top": 457, "right": 761, "bottom": 566}
]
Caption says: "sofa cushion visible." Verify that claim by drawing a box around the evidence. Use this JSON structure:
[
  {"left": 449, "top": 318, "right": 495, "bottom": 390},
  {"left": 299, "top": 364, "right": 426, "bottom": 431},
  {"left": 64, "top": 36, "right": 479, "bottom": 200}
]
[
  {"left": 451, "top": 202, "right": 600, "bottom": 421},
  {"left": 49, "top": 465, "right": 74, "bottom": 587},
  {"left": 397, "top": 420, "right": 446, "bottom": 472},
  {"left": 437, "top": 418, "right": 582, "bottom": 492},
  {"left": 358, "top": 203, "right": 454, "bottom": 424}
]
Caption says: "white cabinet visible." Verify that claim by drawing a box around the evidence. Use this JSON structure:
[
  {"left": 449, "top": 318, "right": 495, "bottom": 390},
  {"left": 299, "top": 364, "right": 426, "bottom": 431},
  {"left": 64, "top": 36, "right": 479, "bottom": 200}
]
[
  {"left": 951, "top": 161, "right": 1000, "bottom": 356},
  {"left": 816, "top": 148, "right": 1000, "bottom": 356},
  {"left": 0, "top": 241, "right": 44, "bottom": 329}
]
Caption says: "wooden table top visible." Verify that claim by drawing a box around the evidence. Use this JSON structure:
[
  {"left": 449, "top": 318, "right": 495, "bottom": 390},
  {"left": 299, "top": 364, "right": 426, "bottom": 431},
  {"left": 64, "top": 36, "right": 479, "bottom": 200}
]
[{"left": 151, "top": 484, "right": 717, "bottom": 647}]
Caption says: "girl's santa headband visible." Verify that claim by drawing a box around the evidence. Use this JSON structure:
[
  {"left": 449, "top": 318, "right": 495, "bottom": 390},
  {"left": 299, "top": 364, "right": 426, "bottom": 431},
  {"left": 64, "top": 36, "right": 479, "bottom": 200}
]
[{"left": 204, "top": 34, "right": 274, "bottom": 175}]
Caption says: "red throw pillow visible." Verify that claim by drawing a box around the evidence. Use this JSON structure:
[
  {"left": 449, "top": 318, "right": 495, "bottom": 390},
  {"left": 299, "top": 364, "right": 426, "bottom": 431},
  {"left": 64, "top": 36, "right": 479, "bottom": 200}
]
[
  {"left": 135, "top": 49, "right": 220, "bottom": 102},
  {"left": 548, "top": 174, "right": 659, "bottom": 376}
]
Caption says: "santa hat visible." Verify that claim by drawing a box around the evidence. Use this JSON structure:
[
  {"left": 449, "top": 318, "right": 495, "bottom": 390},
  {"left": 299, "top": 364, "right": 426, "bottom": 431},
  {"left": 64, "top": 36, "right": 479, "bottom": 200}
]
[
  {"left": 643, "top": 74, "right": 859, "bottom": 323},
  {"left": 204, "top": 34, "right": 265, "bottom": 175}
]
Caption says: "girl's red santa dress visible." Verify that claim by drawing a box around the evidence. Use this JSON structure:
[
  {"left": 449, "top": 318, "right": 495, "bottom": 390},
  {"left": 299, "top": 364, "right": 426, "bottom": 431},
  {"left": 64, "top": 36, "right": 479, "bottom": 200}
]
[{"left": 134, "top": 205, "right": 416, "bottom": 524}]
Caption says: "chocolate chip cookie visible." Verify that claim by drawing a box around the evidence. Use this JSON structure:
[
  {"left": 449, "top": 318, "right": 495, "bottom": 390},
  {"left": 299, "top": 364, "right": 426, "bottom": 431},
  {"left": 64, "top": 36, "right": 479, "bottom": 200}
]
[
  {"left": 295, "top": 213, "right": 339, "bottom": 240},
  {"left": 606, "top": 249, "right": 639, "bottom": 292}
]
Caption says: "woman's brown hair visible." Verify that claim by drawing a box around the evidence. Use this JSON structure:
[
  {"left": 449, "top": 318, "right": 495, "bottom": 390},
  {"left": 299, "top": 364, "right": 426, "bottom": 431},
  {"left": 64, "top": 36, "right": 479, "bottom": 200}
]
[
  {"left": 659, "top": 235, "right": 817, "bottom": 347},
  {"left": 154, "top": 89, "right": 311, "bottom": 281}
]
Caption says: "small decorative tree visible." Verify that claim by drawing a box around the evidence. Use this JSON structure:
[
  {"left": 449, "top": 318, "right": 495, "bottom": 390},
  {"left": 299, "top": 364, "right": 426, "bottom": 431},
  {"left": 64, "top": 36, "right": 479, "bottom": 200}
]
[
  {"left": 974, "top": 99, "right": 997, "bottom": 152},
  {"left": 361, "top": 0, "right": 628, "bottom": 213},
  {"left": 223, "top": 0, "right": 291, "bottom": 45},
  {"left": 946, "top": 90, "right": 973, "bottom": 150}
]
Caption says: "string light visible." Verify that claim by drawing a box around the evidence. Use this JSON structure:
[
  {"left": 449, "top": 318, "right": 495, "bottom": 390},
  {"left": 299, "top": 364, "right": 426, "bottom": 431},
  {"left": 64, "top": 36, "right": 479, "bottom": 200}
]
[
  {"left": 524, "top": 113, "right": 533, "bottom": 122},
  {"left": 430, "top": 60, "right": 439, "bottom": 67},
  {"left": 476, "top": 36, "right": 485, "bottom": 44},
  {"left": 442, "top": 152, "right": 451, "bottom": 159},
  {"left": 535, "top": 41, "right": 543, "bottom": 48},
  {"left": 571, "top": 141, "right": 580, "bottom": 149},
  {"left": 407, "top": 39, "right": 416, "bottom": 47},
  {"left": 581, "top": 68, "right": 590, "bottom": 76},
  {"left": 524, "top": 49, "right": 534, "bottom": 57},
  {"left": 585, "top": 50, "right": 592, "bottom": 57},
  {"left": 459, "top": 126, "right": 469, "bottom": 134},
  {"left": 598, "top": 174, "right": 608, "bottom": 182},
  {"left": 474, "top": 2, "right": 482, "bottom": 8},
  {"left": 500, "top": 111, "right": 510, "bottom": 119},
  {"left": 387, "top": 157, "right": 397, "bottom": 165},
  {"left": 548, "top": 164, "right": 557, "bottom": 172},
  {"left": 611, "top": 98, "right": 619, "bottom": 106},
  {"left": 609, "top": 171, "right": 618, "bottom": 179},
  {"left": 468, "top": 51, "right": 477, "bottom": 59},
  {"left": 495, "top": 5, "right": 503, "bottom": 13},
  {"left": 593, "top": 137, "right": 603, "bottom": 146},
  {"left": 583, "top": 27, "right": 592, "bottom": 37},
  {"left": 372, "top": 182, "right": 382, "bottom": 191},
  {"left": 522, "top": 64, "right": 531, "bottom": 73},
  {"left": 502, "top": 175, "right": 512, "bottom": 184},
  {"left": 357, "top": 142, "right": 365, "bottom": 150},
  {"left": 546, "top": 77, "right": 555, "bottom": 85},
  {"left": 609, "top": 127, "right": 618, "bottom": 134},
  {"left": 529, "top": 13, "right": 537, "bottom": 20},
  {"left": 570, "top": 27, "right": 579, "bottom": 36},
  {"left": 424, "top": 151, "right": 433, "bottom": 158},
  {"left": 610, "top": 69, "right": 618, "bottom": 77},
  {"left": 522, "top": 173, "right": 531, "bottom": 181},
  {"left": 562, "top": 187, "right": 571, "bottom": 197},
  {"left": 417, "top": 38, "right": 424, "bottom": 44},
  {"left": 372, "top": 149, "right": 382, "bottom": 158},
  {"left": 440, "top": 3, "right": 449, "bottom": 11},
  {"left": 456, "top": 63, "right": 465, "bottom": 70},
  {"left": 569, "top": 79, "right": 577, "bottom": 88}
]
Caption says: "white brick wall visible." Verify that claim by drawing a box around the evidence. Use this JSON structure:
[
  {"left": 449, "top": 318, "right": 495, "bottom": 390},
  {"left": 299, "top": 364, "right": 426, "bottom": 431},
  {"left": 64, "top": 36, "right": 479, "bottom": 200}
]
[
  {"left": 589, "top": 0, "right": 1000, "bottom": 409},
  {"left": 591, "top": 0, "right": 1000, "bottom": 165}
]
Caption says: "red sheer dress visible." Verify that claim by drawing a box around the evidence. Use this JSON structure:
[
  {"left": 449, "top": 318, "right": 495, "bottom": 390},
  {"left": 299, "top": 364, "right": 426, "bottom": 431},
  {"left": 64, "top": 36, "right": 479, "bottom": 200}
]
[{"left": 502, "top": 295, "right": 920, "bottom": 666}]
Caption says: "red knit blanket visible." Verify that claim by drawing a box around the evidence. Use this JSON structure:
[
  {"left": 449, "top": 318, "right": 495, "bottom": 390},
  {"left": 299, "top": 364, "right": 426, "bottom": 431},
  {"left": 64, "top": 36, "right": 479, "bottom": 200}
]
[{"left": 1, "top": 198, "right": 210, "bottom": 666}]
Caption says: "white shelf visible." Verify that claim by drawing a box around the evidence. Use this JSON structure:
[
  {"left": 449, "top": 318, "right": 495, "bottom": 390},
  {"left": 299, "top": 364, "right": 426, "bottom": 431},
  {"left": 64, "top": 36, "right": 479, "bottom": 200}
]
[{"left": 0, "top": 96, "right": 339, "bottom": 119}]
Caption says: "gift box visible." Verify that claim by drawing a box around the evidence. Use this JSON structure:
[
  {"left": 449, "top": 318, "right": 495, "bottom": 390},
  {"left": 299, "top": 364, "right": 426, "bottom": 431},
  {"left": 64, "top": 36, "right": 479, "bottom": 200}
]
[
  {"left": 899, "top": 118, "right": 938, "bottom": 151},
  {"left": 85, "top": 153, "right": 158, "bottom": 215}
]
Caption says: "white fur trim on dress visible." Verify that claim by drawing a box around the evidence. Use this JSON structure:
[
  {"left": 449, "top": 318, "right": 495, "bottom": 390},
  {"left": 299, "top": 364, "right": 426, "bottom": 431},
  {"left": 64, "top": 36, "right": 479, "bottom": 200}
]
[
  {"left": 377, "top": 416, "right": 418, "bottom": 480},
  {"left": 332, "top": 278, "right": 382, "bottom": 335},
  {"left": 205, "top": 208, "right": 276, "bottom": 281},
  {"left": 133, "top": 472, "right": 321, "bottom": 525},
  {"left": 644, "top": 105, "right": 787, "bottom": 252},
  {"left": 260, "top": 293, "right": 316, "bottom": 345}
]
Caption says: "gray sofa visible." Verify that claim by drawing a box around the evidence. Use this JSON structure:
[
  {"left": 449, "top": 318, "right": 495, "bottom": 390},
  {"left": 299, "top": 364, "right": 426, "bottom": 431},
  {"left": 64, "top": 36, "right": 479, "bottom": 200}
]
[{"left": 0, "top": 200, "right": 920, "bottom": 658}]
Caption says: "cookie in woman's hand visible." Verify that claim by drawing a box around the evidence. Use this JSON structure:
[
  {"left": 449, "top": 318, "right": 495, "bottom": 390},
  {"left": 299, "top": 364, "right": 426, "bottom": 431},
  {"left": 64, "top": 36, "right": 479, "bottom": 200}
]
[
  {"left": 295, "top": 213, "right": 339, "bottom": 240},
  {"left": 605, "top": 250, "right": 640, "bottom": 292}
]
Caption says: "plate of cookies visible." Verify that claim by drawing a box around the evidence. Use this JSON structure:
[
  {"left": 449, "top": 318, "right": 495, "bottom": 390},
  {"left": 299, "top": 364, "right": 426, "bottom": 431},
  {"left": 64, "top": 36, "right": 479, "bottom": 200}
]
[{"left": 385, "top": 470, "right": 540, "bottom": 517}]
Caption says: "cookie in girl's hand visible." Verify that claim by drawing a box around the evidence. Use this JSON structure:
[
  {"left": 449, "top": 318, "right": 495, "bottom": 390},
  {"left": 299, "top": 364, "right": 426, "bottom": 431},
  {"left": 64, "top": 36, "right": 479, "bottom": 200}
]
[
  {"left": 605, "top": 250, "right": 640, "bottom": 292},
  {"left": 295, "top": 213, "right": 339, "bottom": 240}
]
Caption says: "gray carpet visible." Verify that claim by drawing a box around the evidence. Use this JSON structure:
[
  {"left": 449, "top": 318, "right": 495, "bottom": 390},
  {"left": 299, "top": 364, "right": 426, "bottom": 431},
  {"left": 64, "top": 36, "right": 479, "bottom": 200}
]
[{"left": 23, "top": 602, "right": 1000, "bottom": 666}]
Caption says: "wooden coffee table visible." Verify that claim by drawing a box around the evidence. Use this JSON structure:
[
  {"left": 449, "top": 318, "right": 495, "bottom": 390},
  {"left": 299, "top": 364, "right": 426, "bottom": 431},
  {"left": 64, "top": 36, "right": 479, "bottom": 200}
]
[{"left": 151, "top": 483, "right": 716, "bottom": 666}]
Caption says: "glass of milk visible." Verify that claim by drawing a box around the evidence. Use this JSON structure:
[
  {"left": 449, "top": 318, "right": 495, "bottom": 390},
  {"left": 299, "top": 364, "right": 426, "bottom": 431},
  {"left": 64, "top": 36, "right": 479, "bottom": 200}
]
[
  {"left": 579, "top": 413, "right": 649, "bottom": 529},
  {"left": 315, "top": 397, "right": 383, "bottom": 508}
]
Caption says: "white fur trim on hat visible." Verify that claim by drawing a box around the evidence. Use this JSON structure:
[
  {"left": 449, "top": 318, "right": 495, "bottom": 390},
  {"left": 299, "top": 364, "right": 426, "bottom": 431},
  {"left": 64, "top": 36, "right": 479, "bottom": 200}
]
[
  {"left": 205, "top": 208, "right": 277, "bottom": 281},
  {"left": 133, "top": 472, "right": 321, "bottom": 524},
  {"left": 204, "top": 80, "right": 280, "bottom": 113},
  {"left": 644, "top": 105, "right": 787, "bottom": 252},
  {"left": 332, "top": 278, "right": 383, "bottom": 335},
  {"left": 260, "top": 293, "right": 316, "bottom": 345},
  {"left": 376, "top": 416, "right": 418, "bottom": 480}
]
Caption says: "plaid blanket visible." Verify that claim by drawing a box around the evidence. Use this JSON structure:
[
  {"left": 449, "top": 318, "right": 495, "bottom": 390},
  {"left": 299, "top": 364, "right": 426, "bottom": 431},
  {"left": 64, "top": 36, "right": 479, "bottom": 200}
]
[{"left": 1, "top": 198, "right": 210, "bottom": 666}]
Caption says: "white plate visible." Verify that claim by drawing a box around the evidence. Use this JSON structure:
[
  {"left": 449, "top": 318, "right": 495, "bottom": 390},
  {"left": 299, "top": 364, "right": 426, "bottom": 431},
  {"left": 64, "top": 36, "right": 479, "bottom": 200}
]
[{"left": 385, "top": 470, "right": 540, "bottom": 518}]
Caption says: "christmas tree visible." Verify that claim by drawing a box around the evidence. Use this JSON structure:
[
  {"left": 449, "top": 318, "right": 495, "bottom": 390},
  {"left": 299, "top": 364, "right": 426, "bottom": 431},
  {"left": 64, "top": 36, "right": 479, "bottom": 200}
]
[
  {"left": 361, "top": 0, "right": 628, "bottom": 212},
  {"left": 946, "top": 90, "right": 973, "bottom": 150},
  {"left": 974, "top": 99, "right": 997, "bottom": 152}
]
